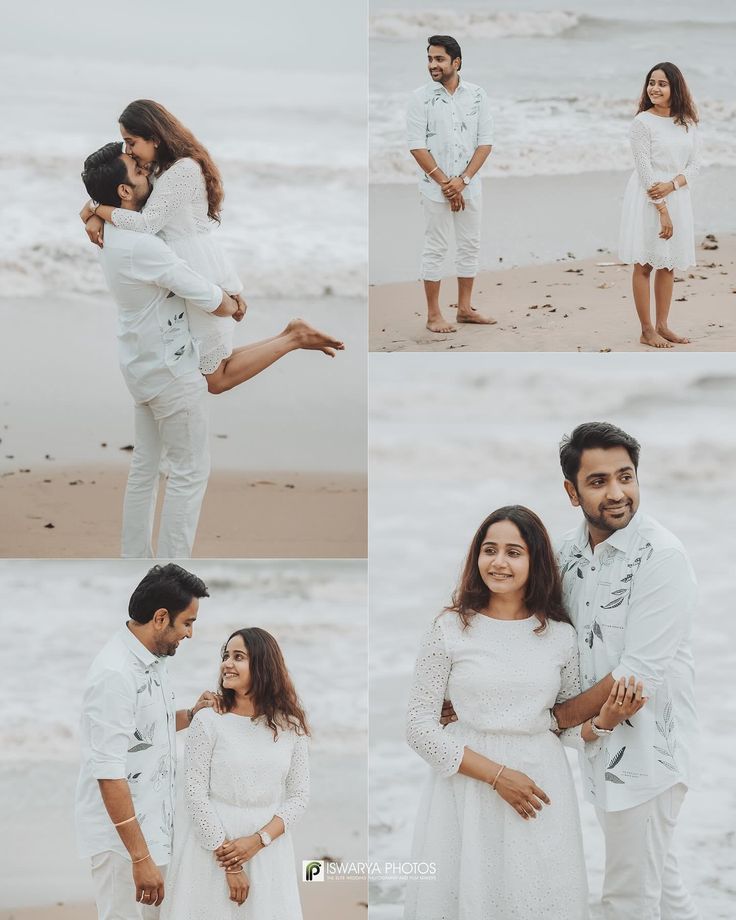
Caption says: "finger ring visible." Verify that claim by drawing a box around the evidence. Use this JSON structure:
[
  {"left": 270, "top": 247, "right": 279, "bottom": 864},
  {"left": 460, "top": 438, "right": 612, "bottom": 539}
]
[{"left": 617, "top": 700, "right": 623, "bottom": 705}]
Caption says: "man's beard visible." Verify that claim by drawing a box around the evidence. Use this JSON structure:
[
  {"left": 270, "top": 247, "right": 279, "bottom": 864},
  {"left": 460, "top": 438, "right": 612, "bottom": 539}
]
[{"left": 580, "top": 500, "right": 634, "bottom": 535}]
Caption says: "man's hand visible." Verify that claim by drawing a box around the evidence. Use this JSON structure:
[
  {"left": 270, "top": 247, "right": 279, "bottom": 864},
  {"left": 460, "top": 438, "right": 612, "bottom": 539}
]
[
  {"left": 216, "top": 835, "right": 262, "bottom": 869},
  {"left": 225, "top": 868, "right": 250, "bottom": 906},
  {"left": 648, "top": 182, "right": 674, "bottom": 201},
  {"left": 231, "top": 293, "right": 247, "bottom": 322},
  {"left": 595, "top": 677, "right": 647, "bottom": 730},
  {"left": 133, "top": 856, "right": 165, "bottom": 907},
  {"left": 212, "top": 292, "right": 238, "bottom": 317},
  {"left": 192, "top": 690, "right": 224, "bottom": 717},
  {"left": 440, "top": 699, "right": 458, "bottom": 726},
  {"left": 449, "top": 193, "right": 465, "bottom": 213},
  {"left": 85, "top": 216, "right": 105, "bottom": 248},
  {"left": 441, "top": 177, "right": 465, "bottom": 200}
]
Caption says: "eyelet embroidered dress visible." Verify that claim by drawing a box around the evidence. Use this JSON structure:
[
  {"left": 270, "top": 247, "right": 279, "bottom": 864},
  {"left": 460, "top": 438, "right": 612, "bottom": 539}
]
[
  {"left": 111, "top": 157, "right": 243, "bottom": 374},
  {"left": 161, "top": 708, "right": 309, "bottom": 920},
  {"left": 619, "top": 112, "right": 701, "bottom": 270},
  {"left": 404, "top": 613, "right": 594, "bottom": 920}
]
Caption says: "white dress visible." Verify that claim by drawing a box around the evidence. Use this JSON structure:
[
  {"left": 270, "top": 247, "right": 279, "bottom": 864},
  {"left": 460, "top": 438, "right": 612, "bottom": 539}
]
[
  {"left": 161, "top": 708, "right": 309, "bottom": 920},
  {"left": 111, "top": 157, "right": 243, "bottom": 374},
  {"left": 618, "top": 112, "right": 701, "bottom": 270},
  {"left": 404, "top": 613, "right": 597, "bottom": 920}
]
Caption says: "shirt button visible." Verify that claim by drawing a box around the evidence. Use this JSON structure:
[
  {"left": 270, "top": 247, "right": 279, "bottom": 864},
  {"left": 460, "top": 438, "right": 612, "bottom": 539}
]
[
  {"left": 591, "top": 566, "right": 596, "bottom": 571},
  {"left": 586, "top": 601, "right": 590, "bottom": 607}
]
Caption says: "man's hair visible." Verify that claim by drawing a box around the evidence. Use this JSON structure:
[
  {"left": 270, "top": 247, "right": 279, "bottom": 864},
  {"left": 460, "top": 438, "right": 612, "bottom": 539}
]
[
  {"left": 427, "top": 34, "right": 462, "bottom": 69},
  {"left": 81, "top": 141, "right": 128, "bottom": 207},
  {"left": 559, "top": 422, "right": 641, "bottom": 486},
  {"left": 128, "top": 564, "right": 209, "bottom": 624}
]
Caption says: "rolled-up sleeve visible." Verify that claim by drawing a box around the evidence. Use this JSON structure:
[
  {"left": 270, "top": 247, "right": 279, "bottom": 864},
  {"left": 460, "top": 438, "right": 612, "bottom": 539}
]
[
  {"left": 129, "top": 236, "right": 222, "bottom": 314},
  {"left": 82, "top": 668, "right": 136, "bottom": 780},
  {"left": 407, "top": 91, "right": 428, "bottom": 151},
  {"left": 611, "top": 548, "right": 697, "bottom": 694},
  {"left": 476, "top": 89, "right": 494, "bottom": 146}
]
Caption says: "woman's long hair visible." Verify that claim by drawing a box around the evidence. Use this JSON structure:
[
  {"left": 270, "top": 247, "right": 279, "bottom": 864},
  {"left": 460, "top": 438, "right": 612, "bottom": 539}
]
[
  {"left": 446, "top": 505, "right": 570, "bottom": 633},
  {"left": 637, "top": 62, "right": 698, "bottom": 129},
  {"left": 119, "top": 99, "right": 224, "bottom": 220},
  {"left": 219, "top": 627, "right": 310, "bottom": 739}
]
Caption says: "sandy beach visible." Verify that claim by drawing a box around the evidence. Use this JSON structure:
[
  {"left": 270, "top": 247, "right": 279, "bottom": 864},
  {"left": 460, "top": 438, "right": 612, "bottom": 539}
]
[
  {"left": 369, "top": 173, "right": 736, "bottom": 352},
  {"left": 0, "top": 293, "right": 366, "bottom": 557}
]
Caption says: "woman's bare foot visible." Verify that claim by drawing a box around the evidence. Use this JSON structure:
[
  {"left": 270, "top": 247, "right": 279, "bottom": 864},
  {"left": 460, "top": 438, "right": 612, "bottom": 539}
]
[
  {"left": 454, "top": 305, "right": 497, "bottom": 325},
  {"left": 426, "top": 311, "right": 456, "bottom": 333},
  {"left": 656, "top": 325, "right": 691, "bottom": 344},
  {"left": 285, "top": 319, "right": 344, "bottom": 356},
  {"left": 640, "top": 329, "right": 673, "bottom": 349}
]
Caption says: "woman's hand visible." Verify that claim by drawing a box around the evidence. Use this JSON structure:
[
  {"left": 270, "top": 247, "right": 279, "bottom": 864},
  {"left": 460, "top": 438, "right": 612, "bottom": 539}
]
[
  {"left": 648, "top": 182, "right": 674, "bottom": 201},
  {"left": 493, "top": 767, "right": 550, "bottom": 821},
  {"left": 85, "top": 216, "right": 105, "bottom": 248},
  {"left": 225, "top": 868, "right": 249, "bottom": 906},
  {"left": 595, "top": 677, "right": 647, "bottom": 730},
  {"left": 80, "top": 200, "right": 96, "bottom": 223},
  {"left": 231, "top": 293, "right": 247, "bottom": 322},
  {"left": 216, "top": 835, "right": 262, "bottom": 869},
  {"left": 658, "top": 207, "right": 673, "bottom": 240}
]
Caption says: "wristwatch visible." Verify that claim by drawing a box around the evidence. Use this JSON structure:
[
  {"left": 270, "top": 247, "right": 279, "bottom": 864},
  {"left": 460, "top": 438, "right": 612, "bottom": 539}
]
[
  {"left": 257, "top": 830, "right": 273, "bottom": 847},
  {"left": 589, "top": 718, "right": 614, "bottom": 738},
  {"left": 461, "top": 174, "right": 471, "bottom": 186}
]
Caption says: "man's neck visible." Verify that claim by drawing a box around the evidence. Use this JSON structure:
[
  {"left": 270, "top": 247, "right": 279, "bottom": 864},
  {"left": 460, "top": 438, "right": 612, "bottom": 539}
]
[
  {"left": 126, "top": 620, "right": 158, "bottom": 654},
  {"left": 442, "top": 74, "right": 460, "bottom": 94}
]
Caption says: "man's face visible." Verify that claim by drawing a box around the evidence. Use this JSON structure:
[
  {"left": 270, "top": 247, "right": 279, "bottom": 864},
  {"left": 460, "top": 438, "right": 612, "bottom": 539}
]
[
  {"left": 427, "top": 46, "right": 459, "bottom": 84},
  {"left": 155, "top": 598, "right": 199, "bottom": 657},
  {"left": 565, "top": 446, "right": 640, "bottom": 538},
  {"left": 120, "top": 153, "right": 152, "bottom": 209}
]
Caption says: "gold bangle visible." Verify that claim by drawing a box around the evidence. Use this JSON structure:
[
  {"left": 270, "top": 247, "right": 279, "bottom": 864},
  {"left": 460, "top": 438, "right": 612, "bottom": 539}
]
[
  {"left": 132, "top": 853, "right": 150, "bottom": 864},
  {"left": 491, "top": 764, "right": 506, "bottom": 790},
  {"left": 426, "top": 165, "right": 440, "bottom": 178},
  {"left": 114, "top": 815, "right": 137, "bottom": 827}
]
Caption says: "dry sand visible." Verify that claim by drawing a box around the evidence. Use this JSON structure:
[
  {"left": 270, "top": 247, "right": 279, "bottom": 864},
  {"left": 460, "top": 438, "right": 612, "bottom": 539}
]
[
  {"left": 369, "top": 235, "right": 736, "bottom": 352},
  {"left": 0, "top": 467, "right": 366, "bottom": 558}
]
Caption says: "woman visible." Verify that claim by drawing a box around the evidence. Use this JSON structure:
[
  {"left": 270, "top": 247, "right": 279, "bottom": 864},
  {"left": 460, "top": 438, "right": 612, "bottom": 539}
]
[
  {"left": 619, "top": 63, "right": 700, "bottom": 349},
  {"left": 162, "top": 628, "right": 309, "bottom": 919},
  {"left": 81, "top": 100, "right": 342, "bottom": 393},
  {"left": 404, "top": 506, "right": 644, "bottom": 920}
]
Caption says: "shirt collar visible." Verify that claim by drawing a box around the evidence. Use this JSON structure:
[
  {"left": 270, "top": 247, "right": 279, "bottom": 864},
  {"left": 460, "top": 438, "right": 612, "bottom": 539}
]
[
  {"left": 576, "top": 509, "right": 642, "bottom": 556},
  {"left": 119, "top": 623, "right": 158, "bottom": 667},
  {"left": 437, "top": 75, "right": 464, "bottom": 96}
]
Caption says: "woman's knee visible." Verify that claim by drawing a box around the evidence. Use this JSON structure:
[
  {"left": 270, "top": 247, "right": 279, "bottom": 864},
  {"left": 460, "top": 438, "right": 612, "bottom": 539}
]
[{"left": 634, "top": 262, "right": 653, "bottom": 277}]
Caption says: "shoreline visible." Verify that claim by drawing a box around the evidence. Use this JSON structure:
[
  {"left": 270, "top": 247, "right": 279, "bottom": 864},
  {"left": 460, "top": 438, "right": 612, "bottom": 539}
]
[
  {"left": 0, "top": 467, "right": 366, "bottom": 558},
  {"left": 369, "top": 235, "right": 736, "bottom": 352}
]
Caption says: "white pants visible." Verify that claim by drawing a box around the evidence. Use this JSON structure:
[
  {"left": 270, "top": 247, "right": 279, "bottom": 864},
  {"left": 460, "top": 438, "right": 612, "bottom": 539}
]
[
  {"left": 420, "top": 193, "right": 482, "bottom": 281},
  {"left": 90, "top": 850, "right": 168, "bottom": 920},
  {"left": 121, "top": 372, "right": 210, "bottom": 559},
  {"left": 597, "top": 784, "right": 699, "bottom": 920}
]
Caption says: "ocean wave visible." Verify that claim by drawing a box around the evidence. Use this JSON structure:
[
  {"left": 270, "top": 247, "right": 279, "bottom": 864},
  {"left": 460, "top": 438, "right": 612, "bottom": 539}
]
[{"left": 370, "top": 9, "right": 736, "bottom": 41}]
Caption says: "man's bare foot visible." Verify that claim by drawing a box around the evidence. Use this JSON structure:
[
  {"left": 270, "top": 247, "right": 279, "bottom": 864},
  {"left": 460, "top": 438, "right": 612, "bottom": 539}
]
[
  {"left": 640, "top": 330, "right": 673, "bottom": 349},
  {"left": 285, "top": 318, "right": 344, "bottom": 356},
  {"left": 456, "top": 305, "right": 497, "bottom": 325},
  {"left": 426, "top": 312, "right": 456, "bottom": 333},
  {"left": 657, "top": 326, "right": 691, "bottom": 344}
]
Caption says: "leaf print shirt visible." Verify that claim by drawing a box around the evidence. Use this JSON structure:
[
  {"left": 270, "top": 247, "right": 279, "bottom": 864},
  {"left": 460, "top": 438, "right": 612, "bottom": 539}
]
[
  {"left": 556, "top": 512, "right": 697, "bottom": 812},
  {"left": 407, "top": 77, "right": 494, "bottom": 203},
  {"left": 97, "top": 224, "right": 223, "bottom": 403},
  {"left": 75, "top": 625, "right": 177, "bottom": 864}
]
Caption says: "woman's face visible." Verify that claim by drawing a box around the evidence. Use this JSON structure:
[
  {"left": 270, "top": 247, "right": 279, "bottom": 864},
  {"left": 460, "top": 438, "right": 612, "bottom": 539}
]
[
  {"left": 477, "top": 520, "right": 530, "bottom": 598},
  {"left": 119, "top": 124, "right": 158, "bottom": 167},
  {"left": 647, "top": 70, "right": 671, "bottom": 108},
  {"left": 221, "top": 634, "right": 251, "bottom": 696}
]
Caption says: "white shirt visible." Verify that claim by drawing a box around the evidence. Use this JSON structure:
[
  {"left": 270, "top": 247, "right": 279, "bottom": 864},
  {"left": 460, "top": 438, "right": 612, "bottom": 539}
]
[
  {"left": 557, "top": 511, "right": 697, "bottom": 811},
  {"left": 407, "top": 77, "right": 493, "bottom": 202},
  {"left": 97, "top": 224, "right": 222, "bottom": 403},
  {"left": 75, "top": 625, "right": 177, "bottom": 864}
]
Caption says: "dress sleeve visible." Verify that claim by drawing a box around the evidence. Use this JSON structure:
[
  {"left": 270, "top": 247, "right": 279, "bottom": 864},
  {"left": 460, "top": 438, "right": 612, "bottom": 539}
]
[
  {"left": 682, "top": 126, "right": 701, "bottom": 185},
  {"left": 111, "top": 158, "right": 200, "bottom": 234},
  {"left": 406, "top": 617, "right": 464, "bottom": 777},
  {"left": 183, "top": 712, "right": 227, "bottom": 850},
  {"left": 629, "top": 118, "right": 658, "bottom": 205},
  {"left": 274, "top": 733, "right": 310, "bottom": 829},
  {"left": 556, "top": 631, "right": 601, "bottom": 758}
]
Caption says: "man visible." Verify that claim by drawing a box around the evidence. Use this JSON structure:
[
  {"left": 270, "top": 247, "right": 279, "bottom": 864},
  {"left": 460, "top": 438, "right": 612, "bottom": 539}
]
[
  {"left": 407, "top": 34, "right": 495, "bottom": 334},
  {"left": 75, "top": 563, "right": 220, "bottom": 919},
  {"left": 553, "top": 422, "right": 699, "bottom": 920},
  {"left": 81, "top": 142, "right": 239, "bottom": 558}
]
